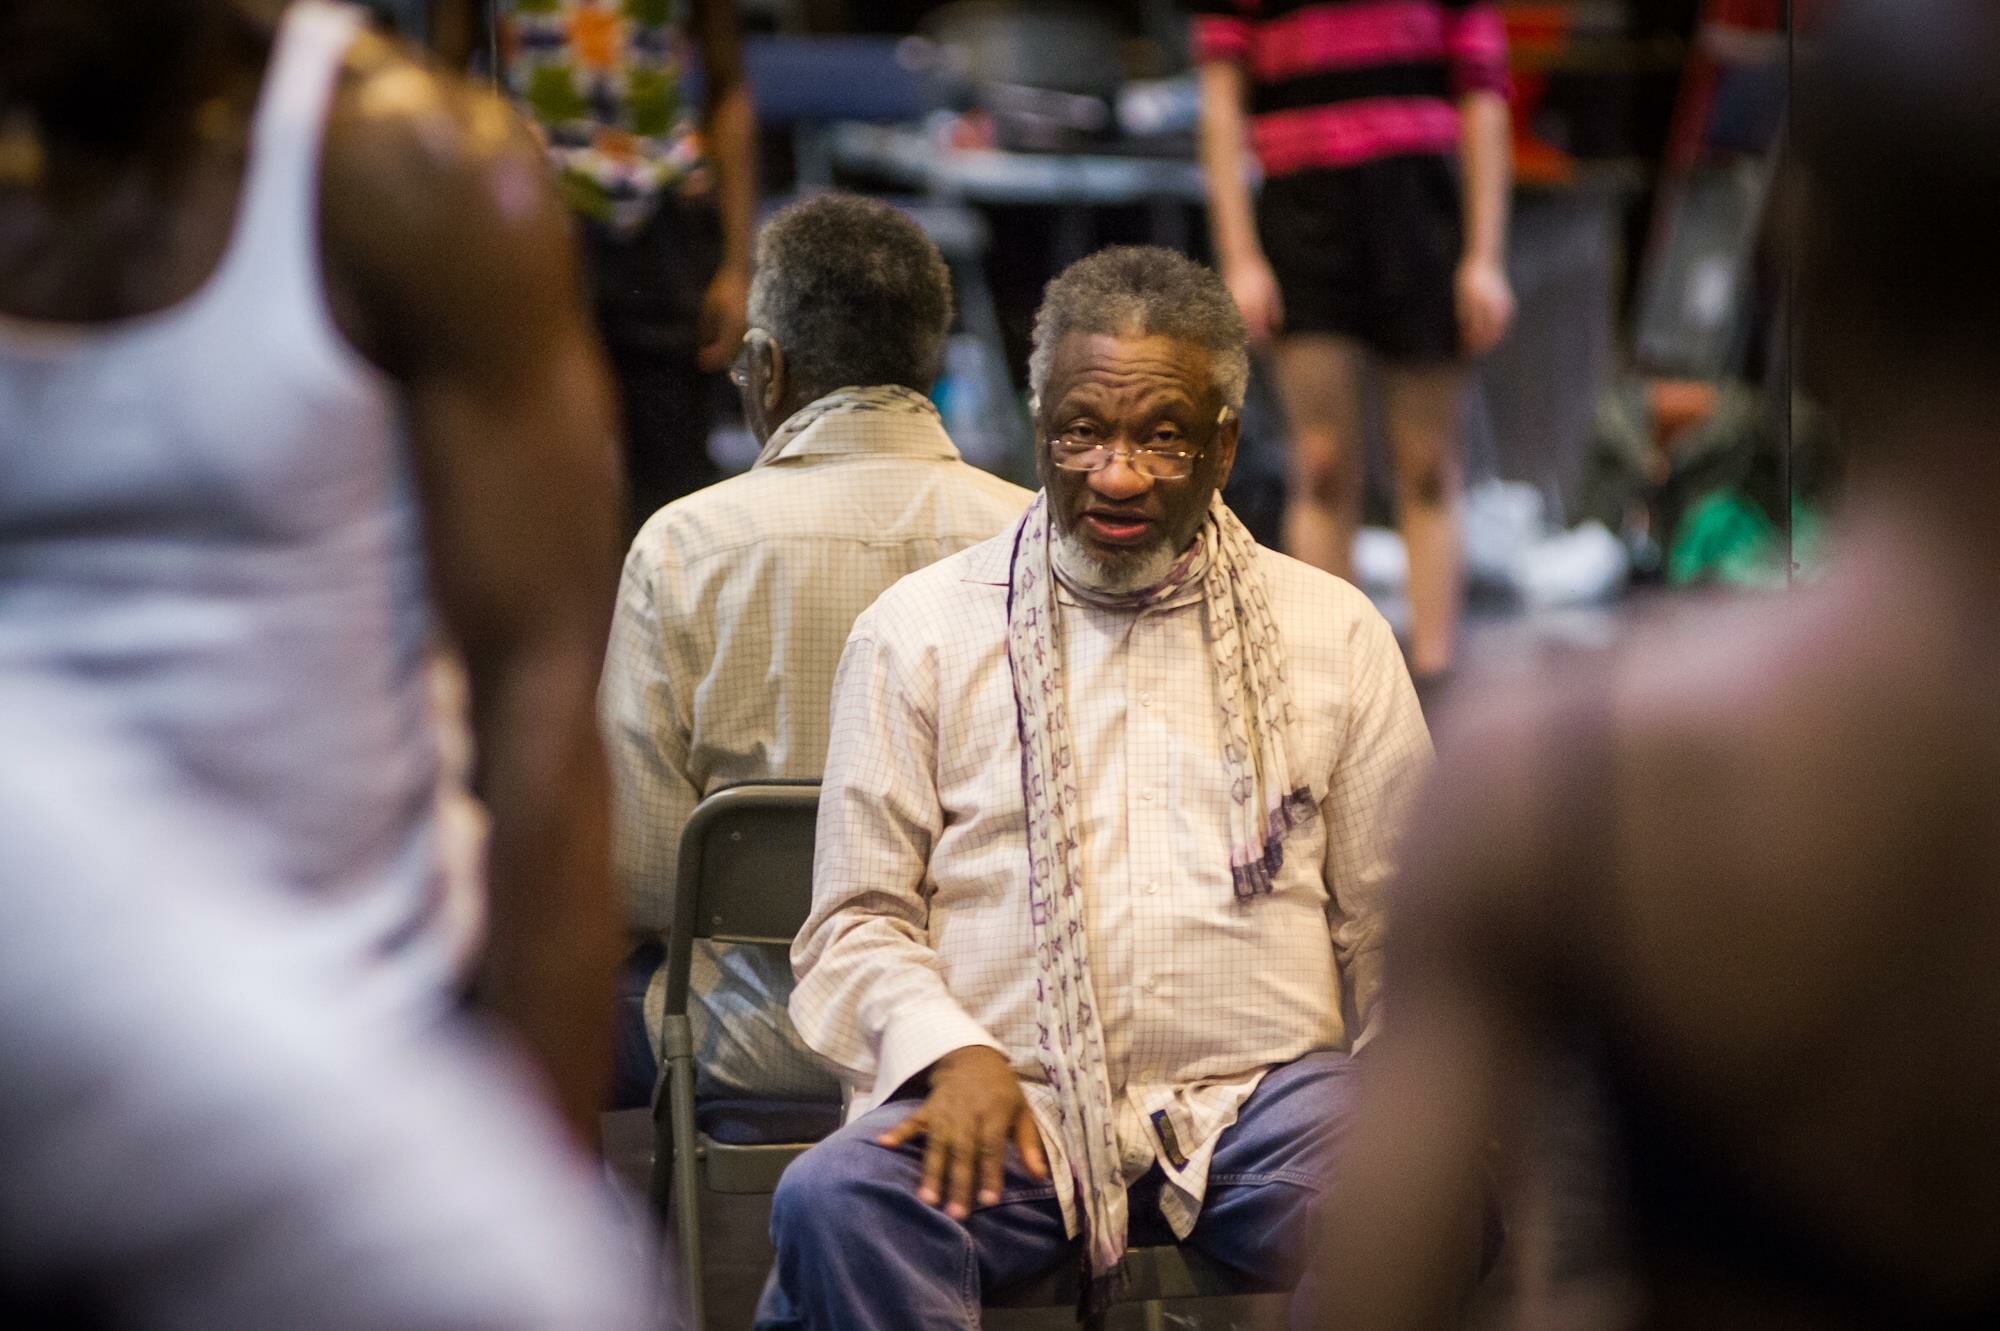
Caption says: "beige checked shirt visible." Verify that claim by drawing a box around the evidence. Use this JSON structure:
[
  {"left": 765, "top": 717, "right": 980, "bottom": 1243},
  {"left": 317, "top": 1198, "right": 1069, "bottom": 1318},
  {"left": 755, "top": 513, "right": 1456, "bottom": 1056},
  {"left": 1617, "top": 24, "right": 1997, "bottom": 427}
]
[
  {"left": 792, "top": 527, "right": 1431, "bottom": 1236},
  {"left": 600, "top": 404, "right": 1030, "bottom": 1095}
]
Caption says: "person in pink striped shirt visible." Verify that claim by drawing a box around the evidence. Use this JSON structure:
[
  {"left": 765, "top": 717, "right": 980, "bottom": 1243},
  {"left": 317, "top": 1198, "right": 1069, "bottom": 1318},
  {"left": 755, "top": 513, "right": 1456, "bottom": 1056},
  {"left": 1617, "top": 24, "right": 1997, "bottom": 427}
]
[{"left": 1194, "top": 0, "right": 1515, "bottom": 688}]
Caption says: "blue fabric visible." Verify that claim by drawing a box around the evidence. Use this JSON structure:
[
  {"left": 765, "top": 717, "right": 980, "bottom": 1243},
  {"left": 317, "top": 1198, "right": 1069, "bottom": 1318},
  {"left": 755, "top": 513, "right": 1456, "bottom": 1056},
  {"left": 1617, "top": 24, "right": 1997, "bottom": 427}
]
[
  {"left": 696, "top": 1099, "right": 844, "bottom": 1147},
  {"left": 609, "top": 941, "right": 664, "bottom": 1111},
  {"left": 754, "top": 1051, "right": 1358, "bottom": 1330}
]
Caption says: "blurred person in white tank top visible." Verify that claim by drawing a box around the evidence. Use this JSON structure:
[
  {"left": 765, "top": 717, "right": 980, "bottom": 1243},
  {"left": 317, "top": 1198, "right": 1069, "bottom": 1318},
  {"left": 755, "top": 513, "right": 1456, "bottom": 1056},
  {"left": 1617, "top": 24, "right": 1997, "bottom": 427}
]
[{"left": 0, "top": 0, "right": 623, "bottom": 1138}]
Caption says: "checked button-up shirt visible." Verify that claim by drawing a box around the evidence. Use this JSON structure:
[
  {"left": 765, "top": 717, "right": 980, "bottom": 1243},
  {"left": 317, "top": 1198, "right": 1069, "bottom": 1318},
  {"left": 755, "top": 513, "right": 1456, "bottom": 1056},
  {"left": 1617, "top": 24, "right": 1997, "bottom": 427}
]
[{"left": 791, "top": 526, "right": 1431, "bottom": 1238}]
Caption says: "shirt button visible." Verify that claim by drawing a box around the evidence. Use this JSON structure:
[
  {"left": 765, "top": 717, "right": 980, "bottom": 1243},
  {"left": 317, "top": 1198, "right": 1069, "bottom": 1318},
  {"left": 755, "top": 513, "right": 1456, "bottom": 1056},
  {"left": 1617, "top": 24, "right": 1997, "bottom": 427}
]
[
  {"left": 1147, "top": 881, "right": 1161, "bottom": 896},
  {"left": 1140, "top": 789, "right": 1154, "bottom": 803},
  {"left": 1139, "top": 691, "right": 1154, "bottom": 708},
  {"left": 1142, "top": 978, "right": 1158, "bottom": 995}
]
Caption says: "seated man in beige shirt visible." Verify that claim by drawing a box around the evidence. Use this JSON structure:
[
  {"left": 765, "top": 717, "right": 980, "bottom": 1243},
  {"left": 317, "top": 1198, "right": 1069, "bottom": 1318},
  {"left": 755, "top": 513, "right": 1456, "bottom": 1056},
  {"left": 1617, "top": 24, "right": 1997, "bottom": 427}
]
[
  {"left": 599, "top": 194, "right": 1030, "bottom": 1105},
  {"left": 760, "top": 247, "right": 1431, "bottom": 1327}
]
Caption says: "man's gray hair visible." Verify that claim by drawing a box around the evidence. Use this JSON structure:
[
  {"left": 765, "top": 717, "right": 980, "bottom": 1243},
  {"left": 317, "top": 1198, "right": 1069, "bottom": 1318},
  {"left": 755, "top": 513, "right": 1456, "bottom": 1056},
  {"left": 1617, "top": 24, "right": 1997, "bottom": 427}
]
[
  {"left": 747, "top": 194, "right": 955, "bottom": 400},
  {"left": 1027, "top": 246, "right": 1250, "bottom": 411}
]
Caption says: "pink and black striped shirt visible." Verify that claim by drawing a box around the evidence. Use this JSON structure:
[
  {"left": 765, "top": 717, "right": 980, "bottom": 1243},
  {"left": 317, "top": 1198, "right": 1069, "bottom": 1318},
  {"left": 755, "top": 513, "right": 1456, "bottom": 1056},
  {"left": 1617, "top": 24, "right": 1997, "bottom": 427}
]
[{"left": 1192, "top": 0, "right": 1509, "bottom": 178}]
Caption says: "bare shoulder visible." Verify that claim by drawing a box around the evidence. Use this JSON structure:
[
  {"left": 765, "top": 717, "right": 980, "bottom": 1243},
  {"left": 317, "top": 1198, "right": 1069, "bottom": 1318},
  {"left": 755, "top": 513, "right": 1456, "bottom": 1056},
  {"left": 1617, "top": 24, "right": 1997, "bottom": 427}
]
[
  {"left": 1616, "top": 590, "right": 1797, "bottom": 723},
  {"left": 1434, "top": 592, "right": 1799, "bottom": 823},
  {"left": 1404, "top": 575, "right": 1977, "bottom": 1023},
  {"left": 1609, "top": 580, "right": 1922, "bottom": 770},
  {"left": 318, "top": 31, "right": 574, "bottom": 371},
  {"left": 323, "top": 29, "right": 550, "bottom": 228}
]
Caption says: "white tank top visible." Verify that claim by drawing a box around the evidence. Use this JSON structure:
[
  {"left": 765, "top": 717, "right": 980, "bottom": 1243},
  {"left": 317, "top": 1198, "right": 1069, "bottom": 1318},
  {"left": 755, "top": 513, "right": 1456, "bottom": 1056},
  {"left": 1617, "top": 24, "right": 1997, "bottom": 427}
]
[{"left": 0, "top": 2, "right": 474, "bottom": 1015}]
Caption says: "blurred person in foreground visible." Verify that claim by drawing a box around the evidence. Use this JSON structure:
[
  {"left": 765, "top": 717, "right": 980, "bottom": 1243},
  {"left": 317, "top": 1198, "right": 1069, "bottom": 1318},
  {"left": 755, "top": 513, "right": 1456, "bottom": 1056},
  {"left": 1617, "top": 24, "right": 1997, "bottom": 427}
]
[
  {"left": 762, "top": 247, "right": 1430, "bottom": 1326},
  {"left": 0, "top": 704, "right": 659, "bottom": 1330},
  {"left": 1194, "top": 0, "right": 1514, "bottom": 688},
  {"left": 441, "top": 0, "right": 758, "bottom": 532},
  {"left": 0, "top": 0, "right": 622, "bottom": 1137},
  {"left": 598, "top": 192, "right": 1029, "bottom": 1108},
  {"left": 1301, "top": 2, "right": 2000, "bottom": 1326}
]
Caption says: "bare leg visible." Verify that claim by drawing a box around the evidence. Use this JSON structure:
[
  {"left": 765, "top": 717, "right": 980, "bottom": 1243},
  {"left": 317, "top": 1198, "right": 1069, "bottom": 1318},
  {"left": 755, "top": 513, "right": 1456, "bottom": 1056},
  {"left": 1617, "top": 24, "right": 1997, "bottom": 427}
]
[
  {"left": 1272, "top": 335, "right": 1369, "bottom": 581},
  {"left": 1382, "top": 363, "right": 1468, "bottom": 679}
]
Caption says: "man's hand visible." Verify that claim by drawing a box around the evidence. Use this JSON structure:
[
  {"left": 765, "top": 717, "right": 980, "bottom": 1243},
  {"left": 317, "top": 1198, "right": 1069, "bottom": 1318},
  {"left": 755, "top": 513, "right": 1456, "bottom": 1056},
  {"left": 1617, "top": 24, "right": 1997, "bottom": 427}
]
[
  {"left": 695, "top": 264, "right": 750, "bottom": 372},
  {"left": 1224, "top": 254, "right": 1286, "bottom": 348},
  {"left": 1454, "top": 256, "right": 1515, "bottom": 358},
  {"left": 876, "top": 1046, "right": 1049, "bottom": 1219}
]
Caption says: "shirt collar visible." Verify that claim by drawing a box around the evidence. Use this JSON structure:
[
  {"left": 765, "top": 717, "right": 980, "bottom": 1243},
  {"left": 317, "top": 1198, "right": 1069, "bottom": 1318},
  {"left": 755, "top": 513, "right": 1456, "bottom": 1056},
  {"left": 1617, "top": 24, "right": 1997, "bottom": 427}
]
[
  {"left": 1053, "top": 577, "right": 1205, "bottom": 611},
  {"left": 760, "top": 386, "right": 964, "bottom": 466}
]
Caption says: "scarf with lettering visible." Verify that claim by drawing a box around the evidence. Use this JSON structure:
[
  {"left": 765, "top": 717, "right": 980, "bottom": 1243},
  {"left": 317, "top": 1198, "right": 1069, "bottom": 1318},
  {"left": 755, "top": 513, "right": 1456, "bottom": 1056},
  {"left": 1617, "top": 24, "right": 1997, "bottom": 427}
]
[
  {"left": 1003, "top": 489, "right": 1316, "bottom": 1294},
  {"left": 751, "top": 383, "right": 939, "bottom": 468}
]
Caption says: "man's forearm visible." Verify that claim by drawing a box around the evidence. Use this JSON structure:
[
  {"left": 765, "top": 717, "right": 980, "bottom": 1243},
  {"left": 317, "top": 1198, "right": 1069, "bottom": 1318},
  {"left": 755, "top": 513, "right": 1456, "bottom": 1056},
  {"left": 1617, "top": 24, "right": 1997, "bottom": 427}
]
[
  {"left": 1197, "top": 61, "right": 1264, "bottom": 272},
  {"left": 471, "top": 653, "right": 620, "bottom": 1141},
  {"left": 694, "top": 0, "right": 756, "bottom": 278},
  {"left": 706, "top": 81, "right": 756, "bottom": 277},
  {"left": 1457, "top": 91, "right": 1511, "bottom": 265}
]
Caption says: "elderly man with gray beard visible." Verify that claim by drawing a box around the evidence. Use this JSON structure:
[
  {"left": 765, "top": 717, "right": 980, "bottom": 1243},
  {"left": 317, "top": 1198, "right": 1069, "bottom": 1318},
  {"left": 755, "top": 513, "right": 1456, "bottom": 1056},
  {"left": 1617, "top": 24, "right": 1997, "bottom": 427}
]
[
  {"left": 758, "top": 247, "right": 1431, "bottom": 1328},
  {"left": 600, "top": 193, "right": 1029, "bottom": 1107}
]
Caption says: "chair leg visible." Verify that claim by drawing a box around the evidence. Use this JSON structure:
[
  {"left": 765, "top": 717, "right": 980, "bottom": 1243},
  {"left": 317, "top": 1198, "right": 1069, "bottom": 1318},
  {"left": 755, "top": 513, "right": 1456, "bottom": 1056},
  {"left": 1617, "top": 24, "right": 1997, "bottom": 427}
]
[{"left": 665, "top": 1021, "right": 705, "bottom": 1328}]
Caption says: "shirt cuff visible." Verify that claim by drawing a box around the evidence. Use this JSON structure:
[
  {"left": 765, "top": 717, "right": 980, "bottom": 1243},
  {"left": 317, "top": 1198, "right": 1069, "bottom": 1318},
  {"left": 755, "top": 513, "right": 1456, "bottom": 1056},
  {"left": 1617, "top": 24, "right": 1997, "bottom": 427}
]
[{"left": 874, "top": 1001, "right": 1005, "bottom": 1106}]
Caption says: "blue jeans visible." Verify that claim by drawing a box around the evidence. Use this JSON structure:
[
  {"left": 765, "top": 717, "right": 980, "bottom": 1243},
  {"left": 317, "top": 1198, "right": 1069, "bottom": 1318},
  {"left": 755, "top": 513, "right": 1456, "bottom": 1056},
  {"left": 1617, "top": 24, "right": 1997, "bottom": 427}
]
[{"left": 755, "top": 1051, "right": 1357, "bottom": 1330}]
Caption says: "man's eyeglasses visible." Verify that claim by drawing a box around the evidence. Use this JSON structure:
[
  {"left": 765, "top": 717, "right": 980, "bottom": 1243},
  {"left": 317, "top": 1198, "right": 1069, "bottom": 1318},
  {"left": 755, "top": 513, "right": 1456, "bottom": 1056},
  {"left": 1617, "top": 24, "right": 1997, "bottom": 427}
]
[
  {"left": 1048, "top": 437, "right": 1199, "bottom": 480},
  {"left": 1046, "top": 407, "right": 1233, "bottom": 482}
]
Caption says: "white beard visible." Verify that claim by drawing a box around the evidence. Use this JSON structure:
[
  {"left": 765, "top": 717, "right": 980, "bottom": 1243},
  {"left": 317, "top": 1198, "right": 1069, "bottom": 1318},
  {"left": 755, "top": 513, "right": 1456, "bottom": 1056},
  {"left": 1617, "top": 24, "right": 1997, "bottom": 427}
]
[{"left": 1051, "top": 523, "right": 1181, "bottom": 597}]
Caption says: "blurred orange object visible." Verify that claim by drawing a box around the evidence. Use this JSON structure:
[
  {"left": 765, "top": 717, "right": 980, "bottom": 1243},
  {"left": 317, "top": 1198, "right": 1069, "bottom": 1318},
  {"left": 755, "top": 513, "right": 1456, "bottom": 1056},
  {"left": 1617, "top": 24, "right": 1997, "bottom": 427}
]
[
  {"left": 1502, "top": 7, "right": 1578, "bottom": 184},
  {"left": 593, "top": 128, "right": 640, "bottom": 162},
  {"left": 1504, "top": 4, "right": 1573, "bottom": 55},
  {"left": 943, "top": 110, "right": 994, "bottom": 153},
  {"left": 568, "top": 4, "right": 619, "bottom": 72},
  {"left": 1648, "top": 377, "right": 1720, "bottom": 454}
]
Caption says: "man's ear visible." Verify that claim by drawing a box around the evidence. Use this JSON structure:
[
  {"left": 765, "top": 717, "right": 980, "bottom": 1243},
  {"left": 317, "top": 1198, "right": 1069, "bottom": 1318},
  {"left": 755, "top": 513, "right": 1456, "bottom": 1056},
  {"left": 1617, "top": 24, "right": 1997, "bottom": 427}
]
[
  {"left": 756, "top": 331, "right": 786, "bottom": 420},
  {"left": 1211, "top": 404, "right": 1242, "bottom": 488}
]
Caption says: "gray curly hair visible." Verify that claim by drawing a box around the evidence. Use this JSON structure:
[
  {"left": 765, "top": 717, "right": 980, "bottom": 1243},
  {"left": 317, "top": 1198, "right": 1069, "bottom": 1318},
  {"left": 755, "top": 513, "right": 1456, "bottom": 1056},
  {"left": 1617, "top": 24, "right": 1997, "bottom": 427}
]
[
  {"left": 747, "top": 193, "right": 955, "bottom": 400},
  {"left": 1026, "top": 246, "right": 1250, "bottom": 412}
]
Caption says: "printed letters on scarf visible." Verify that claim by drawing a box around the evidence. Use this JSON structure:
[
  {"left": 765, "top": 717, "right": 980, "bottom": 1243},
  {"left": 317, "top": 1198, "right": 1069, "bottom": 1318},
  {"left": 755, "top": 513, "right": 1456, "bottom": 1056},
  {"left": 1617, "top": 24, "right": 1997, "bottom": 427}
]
[{"left": 1003, "top": 489, "right": 1316, "bottom": 1300}]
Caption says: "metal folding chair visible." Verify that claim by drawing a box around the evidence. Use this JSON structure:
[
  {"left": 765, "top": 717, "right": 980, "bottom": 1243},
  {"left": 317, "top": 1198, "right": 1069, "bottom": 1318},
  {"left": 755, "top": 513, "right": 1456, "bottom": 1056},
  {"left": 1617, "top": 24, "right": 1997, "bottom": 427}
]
[
  {"left": 648, "top": 782, "right": 839, "bottom": 1328},
  {"left": 649, "top": 781, "right": 1293, "bottom": 1327}
]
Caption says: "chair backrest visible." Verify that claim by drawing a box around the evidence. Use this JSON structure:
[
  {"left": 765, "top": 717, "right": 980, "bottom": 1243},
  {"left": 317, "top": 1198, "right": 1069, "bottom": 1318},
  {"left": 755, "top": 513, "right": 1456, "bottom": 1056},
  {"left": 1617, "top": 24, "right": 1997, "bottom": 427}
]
[{"left": 661, "top": 782, "right": 820, "bottom": 1013}]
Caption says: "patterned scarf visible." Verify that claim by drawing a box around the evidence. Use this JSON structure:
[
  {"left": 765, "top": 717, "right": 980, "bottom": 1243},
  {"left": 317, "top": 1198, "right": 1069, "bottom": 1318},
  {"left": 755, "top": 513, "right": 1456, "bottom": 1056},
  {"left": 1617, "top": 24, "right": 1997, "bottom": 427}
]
[
  {"left": 751, "top": 384, "right": 939, "bottom": 468},
  {"left": 1003, "top": 489, "right": 1316, "bottom": 1290}
]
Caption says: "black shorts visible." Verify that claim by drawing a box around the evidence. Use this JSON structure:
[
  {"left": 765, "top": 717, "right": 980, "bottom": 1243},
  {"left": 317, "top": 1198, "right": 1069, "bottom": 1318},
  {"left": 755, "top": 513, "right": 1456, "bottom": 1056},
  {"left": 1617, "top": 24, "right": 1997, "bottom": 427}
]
[{"left": 1257, "top": 154, "right": 1465, "bottom": 363}]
